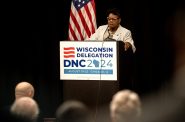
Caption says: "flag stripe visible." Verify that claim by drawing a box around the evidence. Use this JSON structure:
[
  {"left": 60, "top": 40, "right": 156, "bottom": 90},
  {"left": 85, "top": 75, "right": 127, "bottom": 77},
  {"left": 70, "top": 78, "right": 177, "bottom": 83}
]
[
  {"left": 70, "top": 6, "right": 84, "bottom": 40},
  {"left": 68, "top": 0, "right": 97, "bottom": 41},
  {"left": 64, "top": 55, "right": 75, "bottom": 58},
  {"left": 84, "top": 5, "right": 95, "bottom": 33},
  {"left": 64, "top": 47, "right": 75, "bottom": 50},
  {"left": 88, "top": 1, "right": 96, "bottom": 32},
  {"left": 78, "top": 9, "right": 91, "bottom": 37},
  {"left": 71, "top": 5, "right": 87, "bottom": 39},
  {"left": 64, "top": 51, "right": 75, "bottom": 54},
  {"left": 69, "top": 24, "right": 78, "bottom": 40},
  {"left": 68, "top": 29, "right": 74, "bottom": 40},
  {"left": 81, "top": 6, "right": 92, "bottom": 34}
]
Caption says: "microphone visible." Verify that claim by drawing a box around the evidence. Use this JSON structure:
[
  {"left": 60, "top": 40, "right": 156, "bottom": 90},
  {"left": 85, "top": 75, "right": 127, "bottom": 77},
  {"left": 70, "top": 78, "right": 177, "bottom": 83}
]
[{"left": 104, "top": 26, "right": 116, "bottom": 41}]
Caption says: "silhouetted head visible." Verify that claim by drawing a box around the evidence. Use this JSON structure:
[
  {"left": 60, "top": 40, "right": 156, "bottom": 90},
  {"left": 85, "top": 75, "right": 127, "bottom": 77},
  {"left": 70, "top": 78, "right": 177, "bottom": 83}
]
[{"left": 56, "top": 100, "right": 92, "bottom": 122}]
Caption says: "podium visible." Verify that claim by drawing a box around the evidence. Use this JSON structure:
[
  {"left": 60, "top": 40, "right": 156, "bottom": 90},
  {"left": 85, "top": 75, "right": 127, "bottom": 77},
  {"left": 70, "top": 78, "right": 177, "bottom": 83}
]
[{"left": 59, "top": 40, "right": 133, "bottom": 121}]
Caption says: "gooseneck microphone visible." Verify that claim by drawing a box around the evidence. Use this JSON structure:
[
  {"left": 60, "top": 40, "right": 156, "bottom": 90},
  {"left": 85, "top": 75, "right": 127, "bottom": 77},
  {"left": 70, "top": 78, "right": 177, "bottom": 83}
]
[{"left": 104, "top": 26, "right": 116, "bottom": 41}]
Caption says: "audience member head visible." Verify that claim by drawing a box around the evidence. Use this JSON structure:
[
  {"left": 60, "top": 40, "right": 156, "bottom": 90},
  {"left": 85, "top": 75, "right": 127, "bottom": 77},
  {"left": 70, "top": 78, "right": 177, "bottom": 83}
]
[
  {"left": 56, "top": 100, "right": 92, "bottom": 122},
  {"left": 110, "top": 89, "right": 141, "bottom": 122},
  {"left": 15, "top": 81, "right": 34, "bottom": 99},
  {"left": 10, "top": 97, "right": 39, "bottom": 122}
]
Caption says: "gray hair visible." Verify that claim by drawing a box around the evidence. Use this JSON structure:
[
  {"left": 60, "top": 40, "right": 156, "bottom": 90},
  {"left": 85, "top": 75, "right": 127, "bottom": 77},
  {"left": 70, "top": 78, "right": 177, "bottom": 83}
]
[
  {"left": 110, "top": 89, "right": 141, "bottom": 122},
  {"left": 10, "top": 97, "right": 39, "bottom": 121}
]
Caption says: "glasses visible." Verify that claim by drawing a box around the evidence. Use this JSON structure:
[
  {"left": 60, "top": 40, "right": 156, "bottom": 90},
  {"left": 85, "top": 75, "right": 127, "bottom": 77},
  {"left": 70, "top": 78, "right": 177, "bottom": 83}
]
[{"left": 107, "top": 17, "right": 119, "bottom": 21}]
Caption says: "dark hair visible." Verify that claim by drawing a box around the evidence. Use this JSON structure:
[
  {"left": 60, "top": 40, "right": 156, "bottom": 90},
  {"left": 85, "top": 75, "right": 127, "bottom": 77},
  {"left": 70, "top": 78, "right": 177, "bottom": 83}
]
[
  {"left": 106, "top": 8, "right": 121, "bottom": 18},
  {"left": 56, "top": 100, "right": 92, "bottom": 122}
]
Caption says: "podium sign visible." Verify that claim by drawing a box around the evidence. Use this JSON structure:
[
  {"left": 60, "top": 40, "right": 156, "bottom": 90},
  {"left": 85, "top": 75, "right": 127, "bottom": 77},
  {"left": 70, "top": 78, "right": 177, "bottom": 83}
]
[{"left": 60, "top": 41, "right": 117, "bottom": 80}]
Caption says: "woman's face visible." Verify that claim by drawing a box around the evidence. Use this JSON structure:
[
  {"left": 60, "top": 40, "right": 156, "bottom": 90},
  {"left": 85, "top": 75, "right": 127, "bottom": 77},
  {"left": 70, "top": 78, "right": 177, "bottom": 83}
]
[{"left": 107, "top": 13, "right": 121, "bottom": 29}]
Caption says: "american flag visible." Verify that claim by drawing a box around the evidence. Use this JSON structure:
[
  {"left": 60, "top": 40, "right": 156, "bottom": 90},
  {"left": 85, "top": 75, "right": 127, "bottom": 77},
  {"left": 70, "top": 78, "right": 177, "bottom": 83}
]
[{"left": 68, "top": 0, "right": 97, "bottom": 40}]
